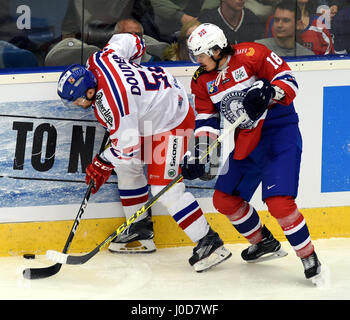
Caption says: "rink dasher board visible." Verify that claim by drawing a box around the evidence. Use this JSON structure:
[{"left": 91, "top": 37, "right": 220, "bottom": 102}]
[
  {"left": 1, "top": 59, "right": 350, "bottom": 256},
  {"left": 0, "top": 206, "right": 349, "bottom": 257}
]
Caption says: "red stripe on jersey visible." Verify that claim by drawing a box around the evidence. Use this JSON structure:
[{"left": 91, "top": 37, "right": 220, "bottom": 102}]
[
  {"left": 93, "top": 107, "right": 107, "bottom": 128},
  {"left": 122, "top": 141, "right": 141, "bottom": 155},
  {"left": 131, "top": 34, "right": 145, "bottom": 60},
  {"left": 101, "top": 54, "right": 130, "bottom": 116},
  {"left": 89, "top": 55, "right": 120, "bottom": 132},
  {"left": 179, "top": 208, "right": 203, "bottom": 230}
]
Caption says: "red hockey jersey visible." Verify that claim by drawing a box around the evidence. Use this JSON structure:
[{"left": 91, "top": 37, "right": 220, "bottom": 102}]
[{"left": 191, "top": 42, "right": 299, "bottom": 160}]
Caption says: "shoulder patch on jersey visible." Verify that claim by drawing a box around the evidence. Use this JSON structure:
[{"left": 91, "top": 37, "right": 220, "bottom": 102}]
[
  {"left": 192, "top": 66, "right": 207, "bottom": 82},
  {"left": 206, "top": 80, "right": 218, "bottom": 95}
]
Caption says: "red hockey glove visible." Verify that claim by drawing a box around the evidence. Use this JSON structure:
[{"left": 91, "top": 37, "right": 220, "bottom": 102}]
[{"left": 85, "top": 154, "right": 114, "bottom": 194}]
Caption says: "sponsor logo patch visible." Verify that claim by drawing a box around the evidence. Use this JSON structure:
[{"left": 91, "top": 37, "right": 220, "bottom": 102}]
[
  {"left": 232, "top": 66, "right": 248, "bottom": 83},
  {"left": 206, "top": 80, "right": 218, "bottom": 95},
  {"left": 164, "top": 135, "right": 183, "bottom": 180}
]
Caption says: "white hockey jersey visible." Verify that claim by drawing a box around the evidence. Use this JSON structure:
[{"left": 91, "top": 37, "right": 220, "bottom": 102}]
[{"left": 87, "top": 33, "right": 189, "bottom": 165}]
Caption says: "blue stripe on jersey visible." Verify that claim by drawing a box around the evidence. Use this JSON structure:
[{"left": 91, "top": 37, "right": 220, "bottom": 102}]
[
  {"left": 195, "top": 117, "right": 220, "bottom": 131},
  {"left": 173, "top": 201, "right": 198, "bottom": 222},
  {"left": 95, "top": 51, "right": 125, "bottom": 117},
  {"left": 119, "top": 185, "right": 149, "bottom": 197},
  {"left": 274, "top": 74, "right": 299, "bottom": 89}
]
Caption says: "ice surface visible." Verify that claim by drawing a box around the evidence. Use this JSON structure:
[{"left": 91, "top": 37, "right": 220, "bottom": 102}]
[{"left": 2, "top": 238, "right": 350, "bottom": 300}]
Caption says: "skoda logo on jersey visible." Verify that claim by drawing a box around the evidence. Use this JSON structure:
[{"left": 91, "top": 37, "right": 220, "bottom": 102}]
[
  {"left": 167, "top": 169, "right": 176, "bottom": 178},
  {"left": 206, "top": 80, "right": 218, "bottom": 95},
  {"left": 220, "top": 91, "right": 254, "bottom": 129}
]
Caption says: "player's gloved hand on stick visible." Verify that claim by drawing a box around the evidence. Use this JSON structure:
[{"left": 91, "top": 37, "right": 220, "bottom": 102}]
[
  {"left": 243, "top": 78, "right": 274, "bottom": 121},
  {"left": 180, "top": 152, "right": 205, "bottom": 180},
  {"left": 85, "top": 154, "right": 114, "bottom": 194}
]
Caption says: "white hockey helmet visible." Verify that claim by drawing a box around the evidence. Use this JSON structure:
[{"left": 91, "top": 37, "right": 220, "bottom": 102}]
[{"left": 187, "top": 23, "right": 228, "bottom": 63}]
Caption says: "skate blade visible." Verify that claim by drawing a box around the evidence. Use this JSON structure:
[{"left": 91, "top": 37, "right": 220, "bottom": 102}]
[
  {"left": 309, "top": 265, "right": 329, "bottom": 288},
  {"left": 193, "top": 246, "right": 232, "bottom": 273},
  {"left": 108, "top": 239, "right": 156, "bottom": 254},
  {"left": 246, "top": 249, "right": 288, "bottom": 263}
]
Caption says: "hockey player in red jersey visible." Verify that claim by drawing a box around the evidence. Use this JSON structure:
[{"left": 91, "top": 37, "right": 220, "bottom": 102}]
[
  {"left": 56, "top": 33, "right": 232, "bottom": 272},
  {"left": 181, "top": 23, "right": 322, "bottom": 282}
]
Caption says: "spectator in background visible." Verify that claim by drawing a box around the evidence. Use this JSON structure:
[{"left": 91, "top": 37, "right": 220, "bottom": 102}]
[
  {"left": 0, "top": 40, "right": 38, "bottom": 68},
  {"left": 245, "top": 0, "right": 279, "bottom": 23},
  {"left": 256, "top": 0, "right": 314, "bottom": 56},
  {"left": 265, "top": 0, "right": 334, "bottom": 55},
  {"left": 149, "top": 0, "right": 220, "bottom": 43},
  {"left": 332, "top": 0, "right": 350, "bottom": 53},
  {"left": 162, "top": 20, "right": 201, "bottom": 61},
  {"left": 314, "top": 0, "right": 339, "bottom": 30},
  {"left": 44, "top": 38, "right": 99, "bottom": 66},
  {"left": 61, "top": 0, "right": 135, "bottom": 47},
  {"left": 114, "top": 18, "right": 170, "bottom": 63},
  {"left": 198, "top": 0, "right": 264, "bottom": 44},
  {"left": 298, "top": 0, "right": 335, "bottom": 54}
]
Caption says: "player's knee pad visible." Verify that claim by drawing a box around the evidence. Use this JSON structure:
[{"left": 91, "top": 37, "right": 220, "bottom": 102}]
[
  {"left": 151, "top": 182, "right": 186, "bottom": 209},
  {"left": 213, "top": 190, "right": 245, "bottom": 219},
  {"left": 265, "top": 196, "right": 297, "bottom": 220}
]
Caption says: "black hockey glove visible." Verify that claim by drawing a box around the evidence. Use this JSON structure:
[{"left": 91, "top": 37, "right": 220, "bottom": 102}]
[
  {"left": 180, "top": 136, "right": 211, "bottom": 180},
  {"left": 180, "top": 153, "right": 205, "bottom": 180},
  {"left": 243, "top": 78, "right": 275, "bottom": 121}
]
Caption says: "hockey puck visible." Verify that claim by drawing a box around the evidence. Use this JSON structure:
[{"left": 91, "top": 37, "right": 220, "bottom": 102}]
[{"left": 23, "top": 254, "right": 35, "bottom": 259}]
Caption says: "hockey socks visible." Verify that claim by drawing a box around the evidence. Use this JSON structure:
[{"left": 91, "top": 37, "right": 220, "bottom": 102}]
[
  {"left": 278, "top": 209, "right": 314, "bottom": 258},
  {"left": 213, "top": 190, "right": 263, "bottom": 244},
  {"left": 230, "top": 203, "right": 263, "bottom": 244},
  {"left": 169, "top": 192, "right": 209, "bottom": 243},
  {"left": 213, "top": 191, "right": 287, "bottom": 262},
  {"left": 119, "top": 185, "right": 149, "bottom": 222},
  {"left": 266, "top": 196, "right": 314, "bottom": 258}
]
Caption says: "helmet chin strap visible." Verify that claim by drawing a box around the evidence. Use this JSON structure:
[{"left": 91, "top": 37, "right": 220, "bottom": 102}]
[{"left": 210, "top": 51, "right": 224, "bottom": 70}]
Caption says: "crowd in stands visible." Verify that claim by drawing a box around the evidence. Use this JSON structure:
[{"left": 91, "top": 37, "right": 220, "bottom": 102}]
[{"left": 0, "top": 0, "right": 350, "bottom": 69}]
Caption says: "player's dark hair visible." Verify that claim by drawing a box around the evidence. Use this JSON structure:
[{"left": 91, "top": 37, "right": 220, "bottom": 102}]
[
  {"left": 211, "top": 44, "right": 235, "bottom": 57},
  {"left": 221, "top": 44, "right": 235, "bottom": 56},
  {"left": 211, "top": 44, "right": 234, "bottom": 69}
]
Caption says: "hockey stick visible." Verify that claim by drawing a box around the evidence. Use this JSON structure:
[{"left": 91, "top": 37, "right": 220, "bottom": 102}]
[
  {"left": 46, "top": 113, "right": 248, "bottom": 265},
  {"left": 22, "top": 180, "right": 94, "bottom": 279}
]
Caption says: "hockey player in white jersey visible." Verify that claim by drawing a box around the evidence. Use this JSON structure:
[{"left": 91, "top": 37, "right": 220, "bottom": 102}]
[{"left": 57, "top": 33, "right": 232, "bottom": 272}]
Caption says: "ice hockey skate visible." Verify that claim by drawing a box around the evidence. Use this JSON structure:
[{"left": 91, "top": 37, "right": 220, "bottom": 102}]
[
  {"left": 301, "top": 251, "right": 323, "bottom": 285},
  {"left": 108, "top": 212, "right": 156, "bottom": 254},
  {"left": 189, "top": 227, "right": 232, "bottom": 272},
  {"left": 241, "top": 225, "right": 288, "bottom": 263}
]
